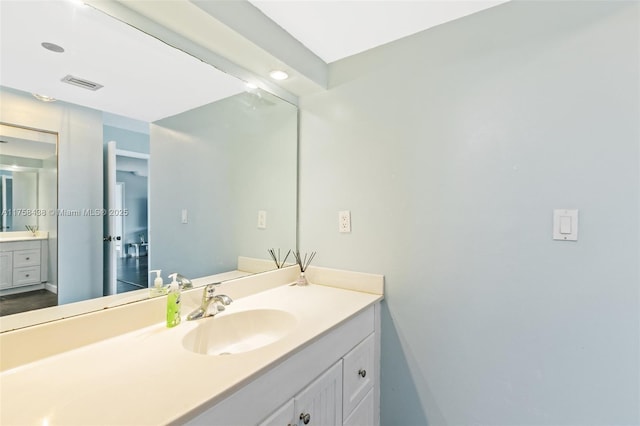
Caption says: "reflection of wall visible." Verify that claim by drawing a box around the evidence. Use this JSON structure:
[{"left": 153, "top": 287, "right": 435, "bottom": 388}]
[
  {"left": 40, "top": 154, "right": 57, "bottom": 287},
  {"left": 103, "top": 124, "right": 150, "bottom": 155},
  {"left": 11, "top": 171, "right": 37, "bottom": 230},
  {"left": 299, "top": 2, "right": 639, "bottom": 424},
  {"left": 0, "top": 171, "right": 13, "bottom": 231},
  {"left": 0, "top": 87, "right": 103, "bottom": 304},
  {"left": 150, "top": 93, "right": 297, "bottom": 278}
]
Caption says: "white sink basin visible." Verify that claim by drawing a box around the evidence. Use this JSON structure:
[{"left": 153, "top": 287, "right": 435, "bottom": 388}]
[{"left": 182, "top": 309, "right": 297, "bottom": 356}]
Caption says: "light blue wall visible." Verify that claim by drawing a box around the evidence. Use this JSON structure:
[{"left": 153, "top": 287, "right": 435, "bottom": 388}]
[
  {"left": 103, "top": 125, "right": 150, "bottom": 155},
  {"left": 299, "top": 1, "right": 639, "bottom": 424},
  {"left": 0, "top": 87, "right": 103, "bottom": 304}
]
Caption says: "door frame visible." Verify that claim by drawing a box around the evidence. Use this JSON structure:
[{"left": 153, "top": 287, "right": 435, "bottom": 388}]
[{"left": 105, "top": 142, "right": 150, "bottom": 295}]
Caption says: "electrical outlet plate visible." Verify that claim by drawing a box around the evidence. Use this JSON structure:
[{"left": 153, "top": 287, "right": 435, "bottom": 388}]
[
  {"left": 339, "top": 210, "right": 351, "bottom": 233},
  {"left": 258, "top": 210, "right": 267, "bottom": 229}
]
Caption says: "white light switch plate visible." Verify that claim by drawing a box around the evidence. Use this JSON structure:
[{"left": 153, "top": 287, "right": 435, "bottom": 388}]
[
  {"left": 258, "top": 210, "right": 267, "bottom": 229},
  {"left": 181, "top": 209, "right": 188, "bottom": 224},
  {"left": 553, "top": 209, "right": 578, "bottom": 241}
]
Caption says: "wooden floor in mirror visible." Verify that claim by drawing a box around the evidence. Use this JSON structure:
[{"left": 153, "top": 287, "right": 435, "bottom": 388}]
[{"left": 0, "top": 255, "right": 148, "bottom": 317}]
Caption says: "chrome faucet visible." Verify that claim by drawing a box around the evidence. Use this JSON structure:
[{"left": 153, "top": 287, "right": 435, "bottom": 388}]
[
  {"left": 172, "top": 273, "right": 193, "bottom": 290},
  {"left": 186, "top": 283, "right": 232, "bottom": 320}
]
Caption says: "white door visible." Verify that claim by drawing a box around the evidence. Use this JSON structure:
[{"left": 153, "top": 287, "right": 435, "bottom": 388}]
[
  {"left": 115, "top": 182, "right": 124, "bottom": 258},
  {"left": 104, "top": 140, "right": 119, "bottom": 295}
]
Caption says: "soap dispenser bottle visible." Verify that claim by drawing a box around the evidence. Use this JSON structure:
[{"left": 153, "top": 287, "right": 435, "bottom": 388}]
[
  {"left": 166, "top": 273, "right": 181, "bottom": 328},
  {"left": 149, "top": 270, "right": 165, "bottom": 296}
]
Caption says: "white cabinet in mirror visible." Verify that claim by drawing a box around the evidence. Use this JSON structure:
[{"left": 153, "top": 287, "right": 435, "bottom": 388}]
[{"left": 0, "top": 1, "right": 297, "bottom": 329}]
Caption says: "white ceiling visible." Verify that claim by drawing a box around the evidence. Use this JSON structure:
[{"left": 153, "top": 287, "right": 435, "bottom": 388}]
[
  {"left": 250, "top": 0, "right": 510, "bottom": 63},
  {"left": 0, "top": 0, "right": 246, "bottom": 123},
  {"left": 0, "top": 0, "right": 511, "bottom": 122}
]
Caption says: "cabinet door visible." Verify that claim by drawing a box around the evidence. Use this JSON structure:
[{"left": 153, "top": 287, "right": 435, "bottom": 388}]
[
  {"left": 259, "top": 399, "right": 295, "bottom": 426},
  {"left": 294, "top": 361, "right": 343, "bottom": 426},
  {"left": 342, "top": 333, "right": 374, "bottom": 419},
  {"left": 343, "top": 389, "right": 373, "bottom": 426},
  {"left": 0, "top": 252, "right": 13, "bottom": 289}
]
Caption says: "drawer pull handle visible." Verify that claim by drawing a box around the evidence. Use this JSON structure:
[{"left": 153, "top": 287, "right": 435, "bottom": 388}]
[
  {"left": 358, "top": 369, "right": 367, "bottom": 378},
  {"left": 300, "top": 412, "right": 311, "bottom": 424},
  {"left": 25, "top": 274, "right": 30, "bottom": 277},
  {"left": 26, "top": 257, "right": 30, "bottom": 260}
]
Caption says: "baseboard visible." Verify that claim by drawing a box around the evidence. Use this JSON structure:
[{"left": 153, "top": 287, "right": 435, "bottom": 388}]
[{"left": 0, "top": 283, "right": 45, "bottom": 296}]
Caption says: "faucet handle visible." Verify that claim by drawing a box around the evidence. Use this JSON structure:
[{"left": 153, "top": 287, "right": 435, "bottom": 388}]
[
  {"left": 204, "top": 283, "right": 220, "bottom": 299},
  {"left": 216, "top": 294, "right": 233, "bottom": 305},
  {"left": 177, "top": 273, "right": 193, "bottom": 290}
]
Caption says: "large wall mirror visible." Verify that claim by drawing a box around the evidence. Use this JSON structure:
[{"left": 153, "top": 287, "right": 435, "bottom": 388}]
[{"left": 0, "top": 1, "right": 297, "bottom": 331}]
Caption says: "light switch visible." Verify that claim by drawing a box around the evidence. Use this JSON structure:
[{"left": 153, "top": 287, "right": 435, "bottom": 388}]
[
  {"left": 181, "top": 209, "right": 188, "bottom": 224},
  {"left": 553, "top": 209, "right": 578, "bottom": 241},
  {"left": 559, "top": 216, "right": 572, "bottom": 234}
]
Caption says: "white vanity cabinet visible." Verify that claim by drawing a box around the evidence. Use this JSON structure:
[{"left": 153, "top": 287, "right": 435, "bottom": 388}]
[
  {"left": 0, "top": 240, "right": 48, "bottom": 291},
  {"left": 183, "top": 303, "right": 380, "bottom": 426},
  {"left": 260, "top": 332, "right": 376, "bottom": 426},
  {"left": 259, "top": 400, "right": 295, "bottom": 426},
  {"left": 0, "top": 252, "right": 13, "bottom": 288},
  {"left": 259, "top": 361, "right": 343, "bottom": 426}
]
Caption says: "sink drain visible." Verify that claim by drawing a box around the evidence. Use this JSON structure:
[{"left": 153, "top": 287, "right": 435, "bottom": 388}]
[{"left": 218, "top": 352, "right": 232, "bottom": 356}]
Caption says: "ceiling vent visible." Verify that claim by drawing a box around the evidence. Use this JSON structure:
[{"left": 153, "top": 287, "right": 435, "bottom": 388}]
[{"left": 61, "top": 74, "right": 103, "bottom": 91}]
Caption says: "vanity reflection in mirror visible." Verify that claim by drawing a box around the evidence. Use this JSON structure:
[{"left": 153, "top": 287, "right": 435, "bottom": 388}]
[
  {"left": 0, "top": 124, "right": 57, "bottom": 234},
  {"left": 0, "top": 124, "right": 58, "bottom": 315},
  {"left": 0, "top": 0, "right": 297, "bottom": 329}
]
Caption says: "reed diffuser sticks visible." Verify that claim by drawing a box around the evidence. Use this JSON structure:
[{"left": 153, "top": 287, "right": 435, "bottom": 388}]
[
  {"left": 268, "top": 248, "right": 291, "bottom": 269},
  {"left": 293, "top": 250, "right": 316, "bottom": 272}
]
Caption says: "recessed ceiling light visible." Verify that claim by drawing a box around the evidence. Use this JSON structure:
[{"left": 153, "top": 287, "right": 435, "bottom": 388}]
[
  {"left": 33, "top": 93, "right": 57, "bottom": 102},
  {"left": 41, "top": 42, "right": 65, "bottom": 53},
  {"left": 245, "top": 82, "right": 258, "bottom": 89},
  {"left": 269, "top": 70, "right": 289, "bottom": 81}
]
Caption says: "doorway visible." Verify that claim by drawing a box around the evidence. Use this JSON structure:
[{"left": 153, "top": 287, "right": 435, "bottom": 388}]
[{"left": 105, "top": 141, "right": 149, "bottom": 295}]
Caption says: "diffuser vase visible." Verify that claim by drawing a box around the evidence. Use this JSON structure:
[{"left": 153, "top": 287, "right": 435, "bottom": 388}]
[{"left": 296, "top": 272, "right": 309, "bottom": 286}]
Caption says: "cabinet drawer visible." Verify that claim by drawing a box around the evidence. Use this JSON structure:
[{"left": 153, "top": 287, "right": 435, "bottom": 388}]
[
  {"left": 343, "top": 333, "right": 375, "bottom": 419},
  {"left": 13, "top": 249, "right": 40, "bottom": 268},
  {"left": 13, "top": 266, "right": 41, "bottom": 286}
]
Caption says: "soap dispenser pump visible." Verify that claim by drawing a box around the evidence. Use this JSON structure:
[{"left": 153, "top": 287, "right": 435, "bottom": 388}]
[
  {"left": 166, "top": 273, "right": 181, "bottom": 328},
  {"left": 149, "top": 270, "right": 164, "bottom": 296}
]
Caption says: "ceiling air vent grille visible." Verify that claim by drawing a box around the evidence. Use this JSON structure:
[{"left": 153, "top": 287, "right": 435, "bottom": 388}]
[{"left": 61, "top": 75, "right": 103, "bottom": 91}]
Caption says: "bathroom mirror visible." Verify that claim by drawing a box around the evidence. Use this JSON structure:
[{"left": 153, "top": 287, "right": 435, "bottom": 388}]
[
  {"left": 0, "top": 124, "right": 58, "bottom": 233},
  {"left": 0, "top": 1, "right": 297, "bottom": 330}
]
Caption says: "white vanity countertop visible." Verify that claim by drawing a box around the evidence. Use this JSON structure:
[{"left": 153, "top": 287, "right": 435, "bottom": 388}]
[
  {"left": 0, "top": 232, "right": 48, "bottom": 242},
  {"left": 0, "top": 282, "right": 382, "bottom": 425}
]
